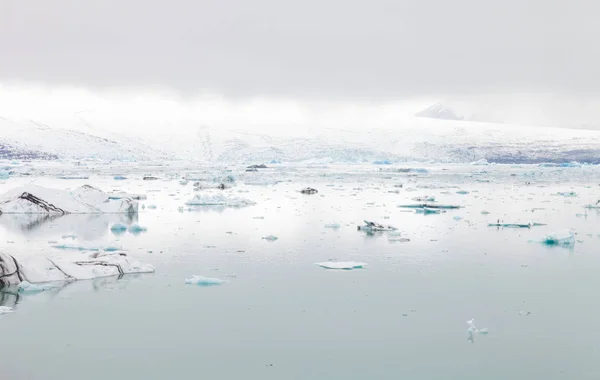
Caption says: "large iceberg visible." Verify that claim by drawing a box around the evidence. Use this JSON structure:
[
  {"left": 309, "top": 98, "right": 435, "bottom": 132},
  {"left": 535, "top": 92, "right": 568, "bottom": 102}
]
[
  {"left": 0, "top": 251, "right": 154, "bottom": 288},
  {"left": 0, "top": 184, "right": 138, "bottom": 215}
]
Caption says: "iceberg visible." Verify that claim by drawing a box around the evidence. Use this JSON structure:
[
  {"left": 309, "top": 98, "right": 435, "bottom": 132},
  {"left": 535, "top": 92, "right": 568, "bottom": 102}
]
[
  {"left": 488, "top": 222, "right": 533, "bottom": 228},
  {"left": 471, "top": 158, "right": 489, "bottom": 166},
  {"left": 0, "top": 251, "right": 154, "bottom": 287},
  {"left": 185, "top": 193, "right": 255, "bottom": 207},
  {"left": 456, "top": 190, "right": 470, "bottom": 195},
  {"left": 262, "top": 235, "right": 279, "bottom": 241},
  {"left": 0, "top": 306, "right": 14, "bottom": 315},
  {"left": 0, "top": 185, "right": 138, "bottom": 215},
  {"left": 324, "top": 223, "right": 341, "bottom": 229},
  {"left": 315, "top": 261, "right": 367, "bottom": 270},
  {"left": 467, "top": 319, "right": 489, "bottom": 342},
  {"left": 556, "top": 191, "right": 577, "bottom": 197},
  {"left": 184, "top": 275, "right": 224, "bottom": 286},
  {"left": 412, "top": 196, "right": 436, "bottom": 202},
  {"left": 538, "top": 230, "right": 576, "bottom": 246},
  {"left": 113, "top": 175, "right": 127, "bottom": 180},
  {"left": 300, "top": 187, "right": 318, "bottom": 194}
]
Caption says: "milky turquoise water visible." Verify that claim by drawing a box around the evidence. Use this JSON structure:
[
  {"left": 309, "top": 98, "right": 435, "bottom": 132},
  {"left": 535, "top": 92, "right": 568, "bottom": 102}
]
[{"left": 0, "top": 164, "right": 599, "bottom": 379}]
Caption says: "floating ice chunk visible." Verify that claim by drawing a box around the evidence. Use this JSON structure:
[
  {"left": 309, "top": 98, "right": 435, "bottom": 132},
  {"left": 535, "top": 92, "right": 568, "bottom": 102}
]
[
  {"left": 467, "top": 319, "right": 489, "bottom": 342},
  {"left": 110, "top": 224, "right": 128, "bottom": 233},
  {"left": 0, "top": 306, "right": 14, "bottom": 315},
  {"left": 412, "top": 196, "right": 435, "bottom": 202},
  {"left": 0, "top": 185, "right": 138, "bottom": 214},
  {"left": 357, "top": 220, "right": 397, "bottom": 232},
  {"left": 399, "top": 204, "right": 460, "bottom": 209},
  {"left": 185, "top": 194, "right": 255, "bottom": 207},
  {"left": 556, "top": 191, "right": 577, "bottom": 197},
  {"left": 453, "top": 216, "right": 462, "bottom": 221},
  {"left": 539, "top": 230, "right": 576, "bottom": 246},
  {"left": 262, "top": 235, "right": 279, "bottom": 241},
  {"left": 147, "top": 205, "right": 157, "bottom": 209},
  {"left": 456, "top": 190, "right": 470, "bottom": 195},
  {"left": 18, "top": 281, "right": 56, "bottom": 294},
  {"left": 373, "top": 160, "right": 392, "bottom": 165},
  {"left": 518, "top": 310, "right": 532, "bottom": 316},
  {"left": 128, "top": 224, "right": 147, "bottom": 234},
  {"left": 324, "top": 223, "right": 341, "bottom": 229},
  {"left": 113, "top": 175, "right": 127, "bottom": 180},
  {"left": 51, "top": 244, "right": 120, "bottom": 252},
  {"left": 488, "top": 222, "right": 532, "bottom": 228},
  {"left": 315, "top": 261, "right": 366, "bottom": 270},
  {"left": 185, "top": 275, "right": 224, "bottom": 286},
  {"left": 415, "top": 207, "right": 441, "bottom": 214},
  {"left": 300, "top": 187, "right": 318, "bottom": 194}
]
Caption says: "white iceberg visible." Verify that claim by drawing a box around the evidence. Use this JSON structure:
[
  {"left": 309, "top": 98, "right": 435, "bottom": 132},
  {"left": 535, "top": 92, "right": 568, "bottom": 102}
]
[
  {"left": 539, "top": 230, "right": 576, "bottom": 246},
  {"left": 185, "top": 193, "right": 255, "bottom": 207},
  {"left": 0, "top": 185, "right": 138, "bottom": 215},
  {"left": 467, "top": 319, "right": 489, "bottom": 342},
  {"left": 0, "top": 251, "right": 154, "bottom": 287},
  {"left": 315, "top": 261, "right": 367, "bottom": 270},
  {"left": 0, "top": 306, "right": 14, "bottom": 315},
  {"left": 262, "top": 235, "right": 278, "bottom": 241},
  {"left": 184, "top": 275, "right": 224, "bottom": 286}
]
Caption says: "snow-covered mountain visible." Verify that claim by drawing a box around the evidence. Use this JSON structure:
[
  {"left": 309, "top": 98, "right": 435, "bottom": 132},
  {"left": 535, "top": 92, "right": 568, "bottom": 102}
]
[
  {"left": 3, "top": 114, "right": 600, "bottom": 164},
  {"left": 0, "top": 117, "right": 171, "bottom": 161}
]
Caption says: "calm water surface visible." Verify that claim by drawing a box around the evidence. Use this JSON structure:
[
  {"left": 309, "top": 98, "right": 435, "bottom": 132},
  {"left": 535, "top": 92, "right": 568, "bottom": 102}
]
[{"left": 0, "top": 165, "right": 599, "bottom": 379}]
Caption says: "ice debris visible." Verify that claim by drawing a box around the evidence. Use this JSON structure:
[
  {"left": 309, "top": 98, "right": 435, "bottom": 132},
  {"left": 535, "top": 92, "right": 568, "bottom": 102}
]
[
  {"left": 467, "top": 319, "right": 489, "bottom": 342},
  {"left": 185, "top": 194, "right": 255, "bottom": 207},
  {"left": 0, "top": 185, "right": 138, "bottom": 215},
  {"left": 300, "top": 187, "right": 318, "bottom": 194},
  {"left": 412, "top": 196, "right": 435, "bottom": 202},
  {"left": 185, "top": 275, "right": 225, "bottom": 286},
  {"left": 415, "top": 207, "right": 442, "bottom": 214},
  {"left": 0, "top": 306, "right": 14, "bottom": 315},
  {"left": 315, "top": 261, "right": 366, "bottom": 270},
  {"left": 113, "top": 175, "right": 127, "bottom": 180},
  {"left": 456, "top": 190, "right": 470, "bottom": 195},
  {"left": 556, "top": 191, "right": 577, "bottom": 197},
  {"left": 262, "top": 235, "right": 279, "bottom": 241},
  {"left": 324, "top": 223, "right": 341, "bottom": 229}
]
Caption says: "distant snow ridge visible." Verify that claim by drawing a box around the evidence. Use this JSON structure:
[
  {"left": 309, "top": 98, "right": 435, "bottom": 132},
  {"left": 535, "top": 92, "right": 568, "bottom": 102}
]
[
  {"left": 415, "top": 101, "right": 463, "bottom": 121},
  {"left": 0, "top": 185, "right": 138, "bottom": 214}
]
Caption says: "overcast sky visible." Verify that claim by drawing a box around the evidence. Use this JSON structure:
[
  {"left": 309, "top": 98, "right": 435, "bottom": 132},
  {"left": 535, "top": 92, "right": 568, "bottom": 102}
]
[{"left": 1, "top": 0, "right": 597, "bottom": 99}]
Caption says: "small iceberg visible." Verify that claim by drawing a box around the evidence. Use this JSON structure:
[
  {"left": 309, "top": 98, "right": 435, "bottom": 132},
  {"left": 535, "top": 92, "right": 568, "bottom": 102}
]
[
  {"left": 467, "top": 319, "right": 489, "bottom": 342},
  {"left": 456, "top": 190, "right": 470, "bottom": 195},
  {"left": 300, "top": 187, "right": 318, "bottom": 194},
  {"left": 412, "top": 196, "right": 435, "bottom": 202},
  {"left": 415, "top": 207, "right": 441, "bottom": 215},
  {"left": 128, "top": 224, "right": 147, "bottom": 234},
  {"left": 315, "top": 261, "right": 366, "bottom": 270},
  {"left": 18, "top": 281, "right": 56, "bottom": 294},
  {"left": 113, "top": 175, "right": 127, "bottom": 180},
  {"left": 0, "top": 306, "right": 14, "bottom": 315},
  {"left": 185, "top": 275, "right": 224, "bottom": 286},
  {"left": 488, "top": 222, "right": 532, "bottom": 228},
  {"left": 556, "top": 191, "right": 577, "bottom": 197},
  {"left": 537, "top": 230, "right": 576, "bottom": 247},
  {"left": 185, "top": 194, "right": 255, "bottom": 208},
  {"left": 399, "top": 203, "right": 460, "bottom": 209},
  {"left": 262, "top": 235, "right": 279, "bottom": 241},
  {"left": 324, "top": 223, "right": 341, "bottom": 229},
  {"left": 110, "top": 223, "right": 128, "bottom": 233},
  {"left": 357, "top": 220, "right": 397, "bottom": 232}
]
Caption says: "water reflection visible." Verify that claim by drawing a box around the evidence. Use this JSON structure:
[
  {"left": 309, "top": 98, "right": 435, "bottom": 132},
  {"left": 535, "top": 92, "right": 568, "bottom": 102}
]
[{"left": 0, "top": 213, "right": 139, "bottom": 240}]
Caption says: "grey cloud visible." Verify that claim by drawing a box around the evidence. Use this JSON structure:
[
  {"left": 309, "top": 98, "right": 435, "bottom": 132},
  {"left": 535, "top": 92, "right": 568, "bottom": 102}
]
[{"left": 0, "top": 0, "right": 597, "bottom": 98}]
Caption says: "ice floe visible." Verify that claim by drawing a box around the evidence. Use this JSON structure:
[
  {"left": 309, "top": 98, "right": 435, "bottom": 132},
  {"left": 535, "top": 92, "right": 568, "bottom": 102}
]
[
  {"left": 315, "top": 261, "right": 367, "bottom": 270},
  {"left": 0, "top": 185, "right": 138, "bottom": 215},
  {"left": 184, "top": 275, "right": 225, "bottom": 286}
]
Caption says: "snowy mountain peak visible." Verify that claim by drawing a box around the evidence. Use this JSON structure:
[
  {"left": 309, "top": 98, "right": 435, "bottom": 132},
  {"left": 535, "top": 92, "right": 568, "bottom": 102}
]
[{"left": 415, "top": 101, "right": 463, "bottom": 121}]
